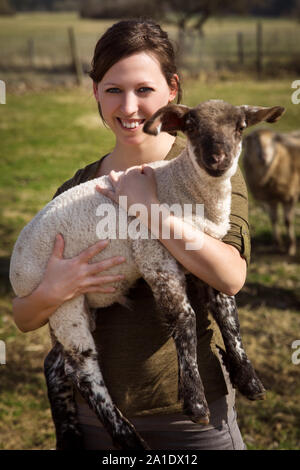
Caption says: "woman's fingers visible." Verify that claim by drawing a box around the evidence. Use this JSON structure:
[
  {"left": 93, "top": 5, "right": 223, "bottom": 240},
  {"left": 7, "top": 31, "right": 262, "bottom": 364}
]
[
  {"left": 78, "top": 239, "right": 109, "bottom": 262},
  {"left": 88, "top": 255, "right": 126, "bottom": 275},
  {"left": 95, "top": 184, "right": 116, "bottom": 202},
  {"left": 52, "top": 233, "right": 65, "bottom": 259},
  {"left": 84, "top": 285, "right": 117, "bottom": 294},
  {"left": 87, "top": 274, "right": 124, "bottom": 286}
]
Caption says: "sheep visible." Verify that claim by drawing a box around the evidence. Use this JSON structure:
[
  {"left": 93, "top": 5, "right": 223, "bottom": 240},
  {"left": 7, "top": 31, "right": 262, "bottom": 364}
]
[
  {"left": 9, "top": 100, "right": 284, "bottom": 450},
  {"left": 243, "top": 128, "right": 300, "bottom": 256}
]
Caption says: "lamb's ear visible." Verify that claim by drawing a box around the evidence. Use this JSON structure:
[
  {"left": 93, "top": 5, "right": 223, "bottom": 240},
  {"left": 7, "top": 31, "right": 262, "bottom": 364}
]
[
  {"left": 241, "top": 105, "right": 285, "bottom": 127},
  {"left": 143, "top": 104, "right": 190, "bottom": 136}
]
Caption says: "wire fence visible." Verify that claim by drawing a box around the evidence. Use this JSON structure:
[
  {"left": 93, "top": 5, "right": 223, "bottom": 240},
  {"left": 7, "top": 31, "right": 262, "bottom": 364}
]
[{"left": 0, "top": 20, "right": 300, "bottom": 79}]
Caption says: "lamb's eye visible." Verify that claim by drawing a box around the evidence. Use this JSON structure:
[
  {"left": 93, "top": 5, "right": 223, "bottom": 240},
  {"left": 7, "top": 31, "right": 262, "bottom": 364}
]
[{"left": 238, "top": 121, "right": 247, "bottom": 132}]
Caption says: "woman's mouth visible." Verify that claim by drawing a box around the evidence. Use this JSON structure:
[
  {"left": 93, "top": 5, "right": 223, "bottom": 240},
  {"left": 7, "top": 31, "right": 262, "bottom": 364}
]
[{"left": 117, "top": 118, "right": 145, "bottom": 131}]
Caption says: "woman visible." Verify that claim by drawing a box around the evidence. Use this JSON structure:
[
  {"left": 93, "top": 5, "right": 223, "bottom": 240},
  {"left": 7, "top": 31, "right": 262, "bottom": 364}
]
[{"left": 13, "top": 19, "right": 250, "bottom": 450}]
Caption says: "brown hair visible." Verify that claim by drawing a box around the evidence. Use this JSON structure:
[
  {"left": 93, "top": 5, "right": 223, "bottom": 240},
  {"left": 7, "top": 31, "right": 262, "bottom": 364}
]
[{"left": 89, "top": 18, "right": 182, "bottom": 121}]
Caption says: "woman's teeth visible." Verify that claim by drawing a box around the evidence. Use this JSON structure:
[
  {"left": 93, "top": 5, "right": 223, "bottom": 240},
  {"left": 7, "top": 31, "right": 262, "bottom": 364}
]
[{"left": 119, "top": 119, "right": 144, "bottom": 129}]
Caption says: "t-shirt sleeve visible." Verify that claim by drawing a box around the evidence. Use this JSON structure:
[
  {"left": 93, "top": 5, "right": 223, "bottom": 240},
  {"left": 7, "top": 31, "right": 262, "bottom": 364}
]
[
  {"left": 52, "top": 167, "right": 88, "bottom": 200},
  {"left": 222, "top": 166, "right": 251, "bottom": 266},
  {"left": 52, "top": 161, "right": 100, "bottom": 200}
]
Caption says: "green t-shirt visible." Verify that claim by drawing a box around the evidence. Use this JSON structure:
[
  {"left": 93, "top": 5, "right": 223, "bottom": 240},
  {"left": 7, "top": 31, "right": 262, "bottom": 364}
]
[{"left": 53, "top": 136, "right": 250, "bottom": 417}]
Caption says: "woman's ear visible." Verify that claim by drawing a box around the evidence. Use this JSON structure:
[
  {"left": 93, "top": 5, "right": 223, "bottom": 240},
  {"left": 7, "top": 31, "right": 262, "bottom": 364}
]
[
  {"left": 168, "top": 74, "right": 179, "bottom": 102},
  {"left": 93, "top": 82, "right": 99, "bottom": 101}
]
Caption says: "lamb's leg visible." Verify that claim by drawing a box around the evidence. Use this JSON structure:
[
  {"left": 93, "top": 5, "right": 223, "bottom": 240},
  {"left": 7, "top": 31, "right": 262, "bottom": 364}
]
[
  {"left": 49, "top": 296, "right": 150, "bottom": 450},
  {"left": 44, "top": 341, "right": 84, "bottom": 450},
  {"left": 206, "top": 286, "right": 266, "bottom": 401},
  {"left": 283, "top": 200, "right": 296, "bottom": 256},
  {"left": 267, "top": 202, "right": 282, "bottom": 250},
  {"left": 132, "top": 240, "right": 210, "bottom": 425}
]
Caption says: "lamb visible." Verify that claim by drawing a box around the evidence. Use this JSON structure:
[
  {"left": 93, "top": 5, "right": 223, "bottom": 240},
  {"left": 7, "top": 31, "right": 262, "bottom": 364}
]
[
  {"left": 243, "top": 128, "right": 300, "bottom": 256},
  {"left": 9, "top": 100, "right": 284, "bottom": 450}
]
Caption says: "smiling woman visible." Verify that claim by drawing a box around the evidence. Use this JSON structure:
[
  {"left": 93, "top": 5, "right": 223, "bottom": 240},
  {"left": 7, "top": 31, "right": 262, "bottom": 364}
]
[
  {"left": 93, "top": 52, "right": 177, "bottom": 153},
  {"left": 12, "top": 18, "right": 249, "bottom": 451}
]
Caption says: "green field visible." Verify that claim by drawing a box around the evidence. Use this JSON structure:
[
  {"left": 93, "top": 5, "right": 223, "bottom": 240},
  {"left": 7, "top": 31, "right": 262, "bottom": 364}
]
[
  {"left": 0, "top": 12, "right": 299, "bottom": 74},
  {"left": 0, "top": 13, "right": 300, "bottom": 450}
]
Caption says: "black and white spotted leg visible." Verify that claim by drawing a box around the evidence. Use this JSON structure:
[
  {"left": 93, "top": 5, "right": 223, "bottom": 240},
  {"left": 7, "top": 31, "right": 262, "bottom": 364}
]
[
  {"left": 49, "top": 296, "right": 150, "bottom": 450},
  {"left": 63, "top": 345, "right": 150, "bottom": 450},
  {"left": 207, "top": 287, "right": 266, "bottom": 401},
  {"left": 44, "top": 341, "right": 84, "bottom": 450},
  {"left": 132, "top": 240, "right": 210, "bottom": 425}
]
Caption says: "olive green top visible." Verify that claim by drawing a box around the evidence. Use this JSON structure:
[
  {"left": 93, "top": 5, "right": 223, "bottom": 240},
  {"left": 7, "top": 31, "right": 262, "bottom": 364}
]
[{"left": 53, "top": 136, "right": 250, "bottom": 418}]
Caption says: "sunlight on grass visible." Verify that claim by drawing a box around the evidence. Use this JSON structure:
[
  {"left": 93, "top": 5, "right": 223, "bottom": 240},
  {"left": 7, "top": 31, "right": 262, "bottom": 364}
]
[{"left": 0, "top": 72, "right": 299, "bottom": 449}]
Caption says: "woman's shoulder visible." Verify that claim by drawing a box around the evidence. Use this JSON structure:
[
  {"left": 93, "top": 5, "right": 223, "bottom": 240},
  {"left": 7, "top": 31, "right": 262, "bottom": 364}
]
[{"left": 52, "top": 157, "right": 105, "bottom": 199}]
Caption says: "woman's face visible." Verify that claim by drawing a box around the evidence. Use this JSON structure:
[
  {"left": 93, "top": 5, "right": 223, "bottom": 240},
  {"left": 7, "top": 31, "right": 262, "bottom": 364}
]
[{"left": 93, "top": 52, "right": 178, "bottom": 146}]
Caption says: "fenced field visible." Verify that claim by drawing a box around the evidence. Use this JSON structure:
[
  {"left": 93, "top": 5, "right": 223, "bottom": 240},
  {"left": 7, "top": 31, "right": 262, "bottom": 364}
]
[
  {"left": 0, "top": 13, "right": 299, "bottom": 450},
  {"left": 0, "top": 13, "right": 300, "bottom": 79}
]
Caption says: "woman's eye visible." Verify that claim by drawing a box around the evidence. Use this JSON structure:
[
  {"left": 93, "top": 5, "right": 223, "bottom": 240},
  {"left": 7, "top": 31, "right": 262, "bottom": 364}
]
[
  {"left": 106, "top": 88, "right": 121, "bottom": 93},
  {"left": 138, "top": 87, "right": 154, "bottom": 94}
]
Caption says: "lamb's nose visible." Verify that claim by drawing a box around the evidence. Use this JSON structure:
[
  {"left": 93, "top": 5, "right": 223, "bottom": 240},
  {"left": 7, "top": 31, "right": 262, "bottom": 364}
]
[{"left": 210, "top": 153, "right": 225, "bottom": 169}]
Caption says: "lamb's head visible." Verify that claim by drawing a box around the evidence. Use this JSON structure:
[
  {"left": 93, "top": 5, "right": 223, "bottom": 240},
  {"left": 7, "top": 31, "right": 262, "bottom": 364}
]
[{"left": 143, "top": 100, "right": 285, "bottom": 178}]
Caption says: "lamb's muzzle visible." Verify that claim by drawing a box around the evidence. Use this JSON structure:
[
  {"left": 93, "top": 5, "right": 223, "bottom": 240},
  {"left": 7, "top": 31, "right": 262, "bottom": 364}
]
[{"left": 10, "top": 99, "right": 285, "bottom": 450}]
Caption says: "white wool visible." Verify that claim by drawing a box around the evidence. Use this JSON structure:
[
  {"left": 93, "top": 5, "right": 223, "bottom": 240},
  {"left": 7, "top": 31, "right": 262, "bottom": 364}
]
[{"left": 9, "top": 140, "right": 237, "bottom": 346}]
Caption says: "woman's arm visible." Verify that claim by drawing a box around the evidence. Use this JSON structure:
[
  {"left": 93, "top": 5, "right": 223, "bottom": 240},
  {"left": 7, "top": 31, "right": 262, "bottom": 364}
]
[
  {"left": 148, "top": 210, "right": 247, "bottom": 296},
  {"left": 12, "top": 234, "right": 126, "bottom": 333},
  {"left": 96, "top": 165, "right": 247, "bottom": 296}
]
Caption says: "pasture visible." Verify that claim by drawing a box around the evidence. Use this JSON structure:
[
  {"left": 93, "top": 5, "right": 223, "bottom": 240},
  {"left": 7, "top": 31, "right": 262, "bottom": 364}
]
[{"left": 0, "top": 13, "right": 299, "bottom": 450}]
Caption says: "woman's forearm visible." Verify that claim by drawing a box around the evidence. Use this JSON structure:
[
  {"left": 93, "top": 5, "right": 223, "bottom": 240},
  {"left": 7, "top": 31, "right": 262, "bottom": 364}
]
[
  {"left": 12, "top": 283, "right": 62, "bottom": 333},
  {"left": 147, "top": 208, "right": 247, "bottom": 295}
]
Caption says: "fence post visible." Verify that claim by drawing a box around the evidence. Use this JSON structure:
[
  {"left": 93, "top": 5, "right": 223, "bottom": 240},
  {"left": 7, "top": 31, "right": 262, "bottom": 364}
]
[
  {"left": 237, "top": 32, "right": 244, "bottom": 67},
  {"left": 68, "top": 27, "right": 83, "bottom": 86},
  {"left": 256, "top": 22, "right": 263, "bottom": 78}
]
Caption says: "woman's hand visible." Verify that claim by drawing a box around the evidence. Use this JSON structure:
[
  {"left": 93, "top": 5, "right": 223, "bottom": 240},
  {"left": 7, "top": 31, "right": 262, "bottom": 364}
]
[
  {"left": 96, "top": 165, "right": 159, "bottom": 211},
  {"left": 12, "top": 233, "right": 126, "bottom": 332},
  {"left": 44, "top": 233, "right": 126, "bottom": 304}
]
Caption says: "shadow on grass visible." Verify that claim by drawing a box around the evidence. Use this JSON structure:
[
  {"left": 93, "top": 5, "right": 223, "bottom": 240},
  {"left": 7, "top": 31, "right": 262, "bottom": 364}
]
[
  {"left": 237, "top": 282, "right": 300, "bottom": 310},
  {"left": 251, "top": 232, "right": 300, "bottom": 260}
]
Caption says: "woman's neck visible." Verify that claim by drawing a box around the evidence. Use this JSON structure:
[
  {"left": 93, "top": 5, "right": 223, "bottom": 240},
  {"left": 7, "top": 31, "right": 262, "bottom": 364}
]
[{"left": 98, "top": 133, "right": 176, "bottom": 175}]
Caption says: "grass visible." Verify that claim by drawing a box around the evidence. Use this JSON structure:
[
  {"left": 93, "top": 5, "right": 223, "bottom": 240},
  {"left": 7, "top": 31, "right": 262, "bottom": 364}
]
[
  {"left": 0, "top": 72, "right": 300, "bottom": 449},
  {"left": 0, "top": 13, "right": 299, "bottom": 73}
]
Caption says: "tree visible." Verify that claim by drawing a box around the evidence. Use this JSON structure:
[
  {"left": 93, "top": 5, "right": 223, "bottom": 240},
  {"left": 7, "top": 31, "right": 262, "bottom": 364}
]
[
  {"left": 0, "top": 0, "right": 15, "bottom": 15},
  {"left": 79, "top": 0, "right": 164, "bottom": 20}
]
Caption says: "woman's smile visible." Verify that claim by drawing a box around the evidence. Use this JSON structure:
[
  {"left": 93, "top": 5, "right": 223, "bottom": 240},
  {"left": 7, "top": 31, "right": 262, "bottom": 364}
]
[{"left": 117, "top": 118, "right": 146, "bottom": 131}]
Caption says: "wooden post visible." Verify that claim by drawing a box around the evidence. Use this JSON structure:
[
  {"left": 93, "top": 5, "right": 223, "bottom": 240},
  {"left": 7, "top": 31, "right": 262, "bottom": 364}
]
[
  {"left": 256, "top": 22, "right": 263, "bottom": 78},
  {"left": 237, "top": 32, "right": 244, "bottom": 66},
  {"left": 28, "top": 38, "right": 35, "bottom": 68},
  {"left": 68, "top": 27, "right": 83, "bottom": 86}
]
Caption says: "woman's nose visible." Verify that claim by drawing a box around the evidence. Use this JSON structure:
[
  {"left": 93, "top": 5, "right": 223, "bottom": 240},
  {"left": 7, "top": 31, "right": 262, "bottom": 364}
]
[{"left": 120, "top": 92, "right": 138, "bottom": 116}]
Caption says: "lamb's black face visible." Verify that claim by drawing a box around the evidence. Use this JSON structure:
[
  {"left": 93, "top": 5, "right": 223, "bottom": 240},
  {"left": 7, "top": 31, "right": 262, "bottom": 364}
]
[
  {"left": 184, "top": 102, "right": 246, "bottom": 177},
  {"left": 143, "top": 100, "right": 285, "bottom": 178}
]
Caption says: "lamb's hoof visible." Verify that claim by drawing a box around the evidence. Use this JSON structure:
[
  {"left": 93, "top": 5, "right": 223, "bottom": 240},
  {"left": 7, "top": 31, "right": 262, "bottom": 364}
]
[
  {"left": 184, "top": 403, "right": 210, "bottom": 426},
  {"left": 246, "top": 389, "right": 266, "bottom": 401},
  {"left": 191, "top": 415, "right": 210, "bottom": 426},
  {"left": 231, "top": 367, "right": 266, "bottom": 401}
]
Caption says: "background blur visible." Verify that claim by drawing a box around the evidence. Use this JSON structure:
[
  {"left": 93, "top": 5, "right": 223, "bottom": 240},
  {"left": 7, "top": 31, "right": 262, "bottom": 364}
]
[{"left": 0, "top": 0, "right": 299, "bottom": 450}]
